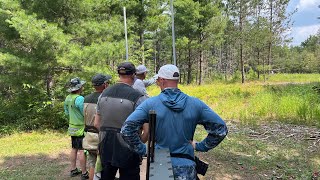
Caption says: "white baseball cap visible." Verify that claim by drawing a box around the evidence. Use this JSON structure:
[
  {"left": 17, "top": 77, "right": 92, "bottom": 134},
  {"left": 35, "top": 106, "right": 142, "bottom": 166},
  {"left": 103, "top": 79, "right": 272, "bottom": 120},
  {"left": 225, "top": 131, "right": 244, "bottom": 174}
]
[
  {"left": 136, "top": 65, "right": 148, "bottom": 74},
  {"left": 156, "top": 64, "right": 180, "bottom": 80}
]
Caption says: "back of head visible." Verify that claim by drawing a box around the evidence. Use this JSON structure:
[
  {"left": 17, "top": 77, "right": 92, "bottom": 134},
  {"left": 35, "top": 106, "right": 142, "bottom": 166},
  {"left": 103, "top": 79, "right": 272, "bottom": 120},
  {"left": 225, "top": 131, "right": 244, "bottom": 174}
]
[
  {"left": 117, "top": 62, "right": 136, "bottom": 75},
  {"left": 156, "top": 64, "right": 180, "bottom": 81},
  {"left": 136, "top": 65, "right": 148, "bottom": 75},
  {"left": 92, "top": 74, "right": 112, "bottom": 86},
  {"left": 117, "top": 62, "right": 136, "bottom": 85}
]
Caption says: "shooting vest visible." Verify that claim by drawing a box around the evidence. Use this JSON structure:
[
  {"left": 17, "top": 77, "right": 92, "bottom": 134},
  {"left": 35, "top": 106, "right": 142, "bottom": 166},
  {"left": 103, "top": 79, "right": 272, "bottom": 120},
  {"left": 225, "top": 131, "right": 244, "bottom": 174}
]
[
  {"left": 98, "top": 83, "right": 143, "bottom": 168},
  {"left": 83, "top": 92, "right": 101, "bottom": 133},
  {"left": 98, "top": 83, "right": 142, "bottom": 130},
  {"left": 65, "top": 94, "right": 84, "bottom": 136},
  {"left": 83, "top": 92, "right": 101, "bottom": 150}
]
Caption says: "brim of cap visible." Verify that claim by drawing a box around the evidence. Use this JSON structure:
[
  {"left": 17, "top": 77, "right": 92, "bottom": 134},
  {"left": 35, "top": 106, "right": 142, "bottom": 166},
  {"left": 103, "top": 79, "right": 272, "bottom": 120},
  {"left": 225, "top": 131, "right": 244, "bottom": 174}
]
[
  {"left": 92, "top": 83, "right": 103, "bottom": 86},
  {"left": 154, "top": 74, "right": 179, "bottom": 80},
  {"left": 136, "top": 70, "right": 148, "bottom": 75},
  {"left": 153, "top": 74, "right": 159, "bottom": 80},
  {"left": 105, "top": 75, "right": 112, "bottom": 81}
]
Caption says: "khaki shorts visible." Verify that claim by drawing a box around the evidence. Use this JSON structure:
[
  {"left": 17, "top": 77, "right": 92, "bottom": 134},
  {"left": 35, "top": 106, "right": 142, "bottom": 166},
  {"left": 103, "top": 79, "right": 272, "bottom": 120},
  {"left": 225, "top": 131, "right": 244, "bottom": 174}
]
[{"left": 87, "top": 151, "right": 97, "bottom": 168}]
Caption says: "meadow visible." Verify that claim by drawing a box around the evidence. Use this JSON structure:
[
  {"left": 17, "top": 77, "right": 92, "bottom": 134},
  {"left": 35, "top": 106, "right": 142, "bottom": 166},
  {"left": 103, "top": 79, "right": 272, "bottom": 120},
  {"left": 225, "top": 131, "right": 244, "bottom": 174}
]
[
  {"left": 149, "top": 73, "right": 320, "bottom": 128},
  {"left": 0, "top": 73, "right": 319, "bottom": 179}
]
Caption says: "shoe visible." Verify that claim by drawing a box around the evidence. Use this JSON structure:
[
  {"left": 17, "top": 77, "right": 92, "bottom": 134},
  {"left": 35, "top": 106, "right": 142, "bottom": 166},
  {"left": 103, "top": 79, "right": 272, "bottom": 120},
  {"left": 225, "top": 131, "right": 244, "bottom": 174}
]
[
  {"left": 81, "top": 171, "right": 89, "bottom": 180},
  {"left": 70, "top": 168, "right": 81, "bottom": 177}
]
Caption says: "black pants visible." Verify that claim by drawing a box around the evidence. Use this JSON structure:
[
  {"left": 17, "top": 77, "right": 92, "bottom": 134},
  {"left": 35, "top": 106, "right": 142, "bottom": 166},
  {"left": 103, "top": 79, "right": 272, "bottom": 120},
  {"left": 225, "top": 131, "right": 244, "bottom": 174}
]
[{"left": 101, "top": 162, "right": 140, "bottom": 180}]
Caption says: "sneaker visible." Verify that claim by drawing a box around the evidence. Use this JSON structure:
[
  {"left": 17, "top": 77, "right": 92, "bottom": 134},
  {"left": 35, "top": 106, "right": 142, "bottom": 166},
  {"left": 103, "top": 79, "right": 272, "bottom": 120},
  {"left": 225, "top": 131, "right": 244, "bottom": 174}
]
[
  {"left": 81, "top": 171, "right": 89, "bottom": 180},
  {"left": 70, "top": 168, "right": 81, "bottom": 177}
]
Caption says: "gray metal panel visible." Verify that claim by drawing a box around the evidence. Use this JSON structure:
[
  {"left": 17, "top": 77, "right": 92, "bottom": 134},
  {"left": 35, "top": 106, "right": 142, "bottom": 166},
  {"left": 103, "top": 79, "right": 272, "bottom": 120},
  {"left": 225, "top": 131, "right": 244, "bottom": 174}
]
[{"left": 149, "top": 148, "right": 174, "bottom": 180}]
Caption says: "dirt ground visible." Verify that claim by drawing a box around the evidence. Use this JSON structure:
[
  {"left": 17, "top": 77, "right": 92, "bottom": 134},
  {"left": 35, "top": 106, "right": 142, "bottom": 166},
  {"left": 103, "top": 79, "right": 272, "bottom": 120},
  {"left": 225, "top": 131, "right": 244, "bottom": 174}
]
[{"left": 1, "top": 121, "right": 318, "bottom": 179}]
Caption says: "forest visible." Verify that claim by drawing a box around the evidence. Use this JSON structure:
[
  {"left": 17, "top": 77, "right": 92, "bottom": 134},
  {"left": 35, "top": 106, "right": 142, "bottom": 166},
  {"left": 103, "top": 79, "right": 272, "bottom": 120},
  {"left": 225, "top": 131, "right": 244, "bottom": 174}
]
[{"left": 0, "top": 0, "right": 319, "bottom": 131}]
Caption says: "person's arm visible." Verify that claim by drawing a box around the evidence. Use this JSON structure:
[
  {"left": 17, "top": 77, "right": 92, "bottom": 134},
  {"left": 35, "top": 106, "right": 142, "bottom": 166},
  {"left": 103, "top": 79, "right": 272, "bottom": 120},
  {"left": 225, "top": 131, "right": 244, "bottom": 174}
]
[
  {"left": 94, "top": 113, "right": 101, "bottom": 130},
  {"left": 94, "top": 95, "right": 102, "bottom": 130},
  {"left": 64, "top": 101, "right": 69, "bottom": 115},
  {"left": 195, "top": 100, "right": 228, "bottom": 152},
  {"left": 75, "top": 96, "right": 84, "bottom": 115},
  {"left": 140, "top": 123, "right": 149, "bottom": 143},
  {"left": 143, "top": 77, "right": 156, "bottom": 87},
  {"left": 133, "top": 80, "right": 147, "bottom": 95},
  {"left": 121, "top": 102, "right": 149, "bottom": 156}
]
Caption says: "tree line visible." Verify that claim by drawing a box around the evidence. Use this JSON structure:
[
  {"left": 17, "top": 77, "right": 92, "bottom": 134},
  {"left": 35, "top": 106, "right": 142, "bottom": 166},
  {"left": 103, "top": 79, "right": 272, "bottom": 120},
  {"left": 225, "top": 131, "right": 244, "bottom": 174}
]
[{"left": 0, "top": 0, "right": 319, "bottom": 130}]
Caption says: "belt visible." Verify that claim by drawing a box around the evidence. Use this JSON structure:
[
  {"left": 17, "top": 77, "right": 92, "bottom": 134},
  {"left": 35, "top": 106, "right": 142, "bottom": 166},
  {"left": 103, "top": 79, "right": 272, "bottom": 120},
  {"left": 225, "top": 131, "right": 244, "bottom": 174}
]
[{"left": 100, "top": 126, "right": 121, "bottom": 132}]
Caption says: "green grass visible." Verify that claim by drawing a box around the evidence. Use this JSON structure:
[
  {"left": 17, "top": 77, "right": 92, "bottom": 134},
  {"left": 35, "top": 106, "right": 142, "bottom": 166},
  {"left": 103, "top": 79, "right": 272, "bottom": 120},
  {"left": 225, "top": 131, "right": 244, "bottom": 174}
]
[
  {"left": 0, "top": 131, "right": 68, "bottom": 157},
  {"left": 194, "top": 125, "right": 320, "bottom": 179},
  {"left": 267, "top": 73, "right": 320, "bottom": 83},
  {"left": 0, "top": 131, "right": 70, "bottom": 180},
  {"left": 148, "top": 76, "right": 320, "bottom": 127}
]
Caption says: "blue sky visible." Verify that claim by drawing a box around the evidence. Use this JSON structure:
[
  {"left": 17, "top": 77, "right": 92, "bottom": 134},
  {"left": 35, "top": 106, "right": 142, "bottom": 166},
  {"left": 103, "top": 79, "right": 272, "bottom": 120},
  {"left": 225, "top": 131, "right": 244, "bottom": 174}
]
[{"left": 287, "top": 0, "right": 320, "bottom": 46}]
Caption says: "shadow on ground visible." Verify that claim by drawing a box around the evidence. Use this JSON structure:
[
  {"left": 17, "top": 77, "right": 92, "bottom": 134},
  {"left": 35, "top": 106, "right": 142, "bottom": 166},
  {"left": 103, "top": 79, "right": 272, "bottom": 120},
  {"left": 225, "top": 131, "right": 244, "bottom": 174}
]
[{"left": 0, "top": 152, "right": 149, "bottom": 180}]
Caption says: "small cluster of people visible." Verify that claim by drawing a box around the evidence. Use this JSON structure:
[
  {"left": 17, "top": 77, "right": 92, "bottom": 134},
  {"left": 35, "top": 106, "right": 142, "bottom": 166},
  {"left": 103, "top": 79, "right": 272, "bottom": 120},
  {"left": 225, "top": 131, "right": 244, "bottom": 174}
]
[{"left": 64, "top": 62, "right": 228, "bottom": 180}]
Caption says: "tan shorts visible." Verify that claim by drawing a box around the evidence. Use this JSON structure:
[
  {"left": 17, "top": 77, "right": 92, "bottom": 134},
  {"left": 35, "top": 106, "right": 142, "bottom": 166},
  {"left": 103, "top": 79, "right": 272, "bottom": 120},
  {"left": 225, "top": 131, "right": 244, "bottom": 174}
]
[{"left": 87, "top": 151, "right": 97, "bottom": 168}]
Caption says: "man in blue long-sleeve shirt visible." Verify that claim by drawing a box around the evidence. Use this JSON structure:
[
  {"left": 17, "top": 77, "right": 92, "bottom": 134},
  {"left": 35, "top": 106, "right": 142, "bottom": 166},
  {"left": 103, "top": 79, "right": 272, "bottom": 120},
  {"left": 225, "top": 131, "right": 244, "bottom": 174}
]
[{"left": 121, "top": 64, "right": 228, "bottom": 179}]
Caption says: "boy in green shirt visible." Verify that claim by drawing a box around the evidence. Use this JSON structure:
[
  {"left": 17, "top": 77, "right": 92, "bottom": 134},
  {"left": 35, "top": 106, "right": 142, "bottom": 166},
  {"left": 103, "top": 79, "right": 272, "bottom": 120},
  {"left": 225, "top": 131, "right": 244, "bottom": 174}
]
[{"left": 64, "top": 77, "right": 89, "bottom": 179}]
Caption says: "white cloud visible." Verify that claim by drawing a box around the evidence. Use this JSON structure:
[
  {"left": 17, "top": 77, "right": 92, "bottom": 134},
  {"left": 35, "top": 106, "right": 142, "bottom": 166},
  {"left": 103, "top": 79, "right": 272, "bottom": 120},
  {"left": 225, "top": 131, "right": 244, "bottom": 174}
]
[
  {"left": 290, "top": 24, "right": 320, "bottom": 46},
  {"left": 296, "top": 0, "right": 318, "bottom": 10}
]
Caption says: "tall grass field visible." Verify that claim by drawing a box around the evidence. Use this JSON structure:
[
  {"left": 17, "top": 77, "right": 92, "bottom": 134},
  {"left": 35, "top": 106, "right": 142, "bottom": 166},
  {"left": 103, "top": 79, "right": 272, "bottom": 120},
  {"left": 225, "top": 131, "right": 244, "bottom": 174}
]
[{"left": 149, "top": 73, "right": 320, "bottom": 127}]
